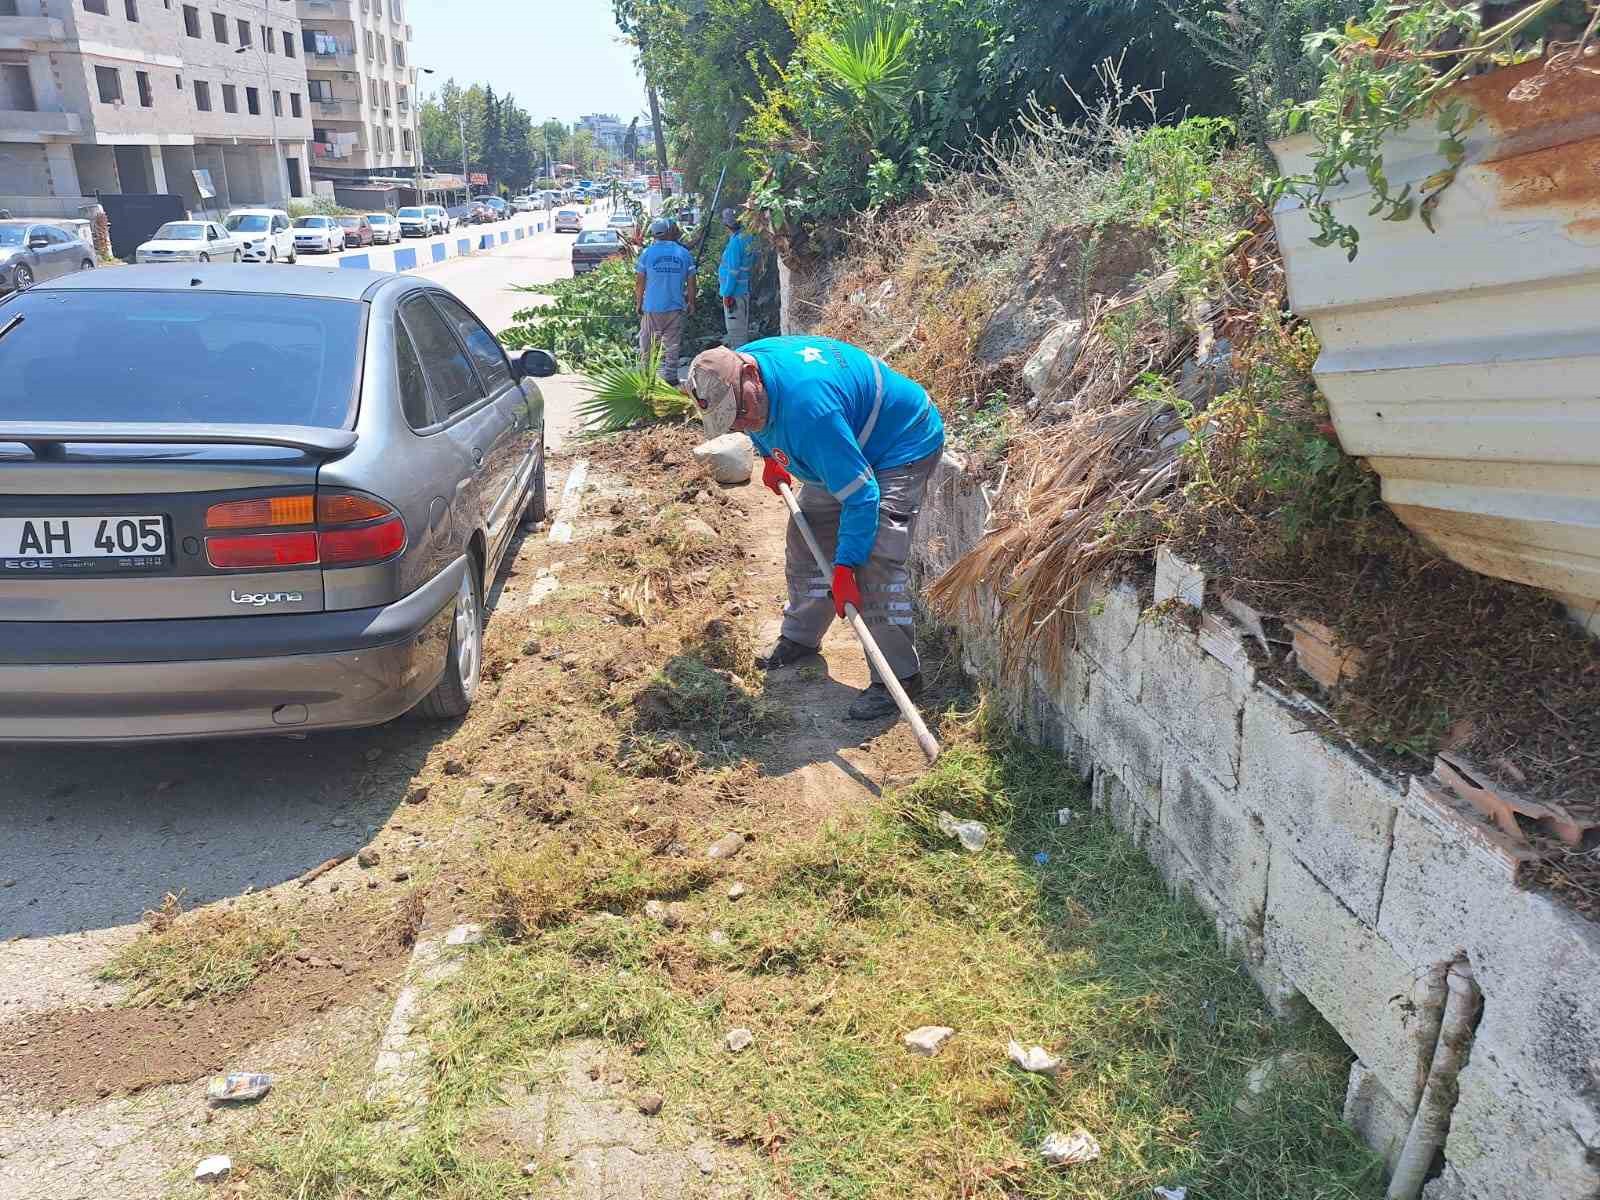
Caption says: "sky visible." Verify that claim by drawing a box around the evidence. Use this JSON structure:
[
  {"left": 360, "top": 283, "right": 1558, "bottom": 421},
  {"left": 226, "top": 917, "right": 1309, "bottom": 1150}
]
[{"left": 407, "top": 0, "right": 649, "bottom": 126}]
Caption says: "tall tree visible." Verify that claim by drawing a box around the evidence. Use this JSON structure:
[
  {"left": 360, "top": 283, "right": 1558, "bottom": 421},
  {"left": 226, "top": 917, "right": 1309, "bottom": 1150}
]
[{"left": 482, "top": 85, "right": 503, "bottom": 185}]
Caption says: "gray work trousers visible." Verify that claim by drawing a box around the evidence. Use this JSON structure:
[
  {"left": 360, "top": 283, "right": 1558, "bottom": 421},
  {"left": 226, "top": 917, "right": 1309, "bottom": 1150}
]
[
  {"left": 639, "top": 308, "right": 686, "bottom": 383},
  {"left": 780, "top": 449, "right": 943, "bottom": 683},
  {"left": 722, "top": 295, "right": 752, "bottom": 349}
]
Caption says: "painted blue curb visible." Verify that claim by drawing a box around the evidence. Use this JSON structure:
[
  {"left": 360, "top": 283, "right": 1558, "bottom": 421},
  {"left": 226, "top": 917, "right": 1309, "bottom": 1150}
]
[
  {"left": 394, "top": 247, "right": 418, "bottom": 271},
  {"left": 431, "top": 242, "right": 447, "bottom": 263},
  {"left": 339, "top": 253, "right": 370, "bottom": 269},
  {"left": 457, "top": 237, "right": 471, "bottom": 255}
]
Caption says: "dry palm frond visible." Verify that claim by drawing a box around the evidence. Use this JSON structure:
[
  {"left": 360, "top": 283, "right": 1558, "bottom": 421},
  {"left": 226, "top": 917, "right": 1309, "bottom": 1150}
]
[{"left": 615, "top": 569, "right": 678, "bottom": 627}]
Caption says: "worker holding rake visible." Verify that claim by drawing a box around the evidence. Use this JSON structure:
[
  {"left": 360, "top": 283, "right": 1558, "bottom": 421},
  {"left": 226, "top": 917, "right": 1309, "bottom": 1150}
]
[{"left": 686, "top": 337, "right": 945, "bottom": 722}]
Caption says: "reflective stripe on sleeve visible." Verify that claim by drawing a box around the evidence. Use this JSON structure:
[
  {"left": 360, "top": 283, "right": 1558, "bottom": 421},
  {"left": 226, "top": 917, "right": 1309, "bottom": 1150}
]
[
  {"left": 833, "top": 469, "right": 873, "bottom": 502},
  {"left": 856, "top": 357, "right": 886, "bottom": 446}
]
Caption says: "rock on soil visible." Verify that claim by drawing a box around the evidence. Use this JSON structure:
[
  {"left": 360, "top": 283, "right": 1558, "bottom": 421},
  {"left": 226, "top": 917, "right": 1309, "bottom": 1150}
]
[
  {"left": 692, "top": 434, "right": 754, "bottom": 484},
  {"left": 636, "top": 1092, "right": 665, "bottom": 1116},
  {"left": 682, "top": 516, "right": 719, "bottom": 541},
  {"left": 193, "top": 1155, "right": 231, "bottom": 1183},
  {"left": 704, "top": 832, "right": 746, "bottom": 861},
  {"left": 357, "top": 847, "right": 380, "bottom": 868},
  {"left": 903, "top": 1025, "right": 954, "bottom": 1056},
  {"left": 724, "top": 1027, "right": 754, "bottom": 1053},
  {"left": 726, "top": 881, "right": 747, "bottom": 901}
]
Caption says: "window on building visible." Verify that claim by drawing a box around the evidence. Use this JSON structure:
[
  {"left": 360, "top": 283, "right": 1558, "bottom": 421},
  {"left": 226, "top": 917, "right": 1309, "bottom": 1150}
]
[
  {"left": 136, "top": 70, "right": 153, "bottom": 107},
  {"left": 182, "top": 3, "right": 198, "bottom": 36},
  {"left": 211, "top": 11, "right": 227, "bottom": 42},
  {"left": 377, "top": 38, "right": 385, "bottom": 65},
  {"left": 307, "top": 78, "right": 330, "bottom": 101},
  {"left": 367, "top": 79, "right": 377, "bottom": 107},
  {"left": 236, "top": 18, "right": 250, "bottom": 46},
  {"left": 363, "top": 30, "right": 373, "bottom": 58},
  {"left": 194, "top": 79, "right": 211, "bottom": 111},
  {"left": 0, "top": 64, "right": 38, "bottom": 112},
  {"left": 83, "top": 0, "right": 109, "bottom": 15},
  {"left": 246, "top": 86, "right": 259, "bottom": 115},
  {"left": 175, "top": 73, "right": 182, "bottom": 88},
  {"left": 393, "top": 40, "right": 403, "bottom": 67},
  {"left": 397, "top": 84, "right": 407, "bottom": 106},
  {"left": 373, "top": 0, "right": 382, "bottom": 16},
  {"left": 94, "top": 65, "right": 122, "bottom": 104},
  {"left": 262, "top": 24, "right": 271, "bottom": 52},
  {"left": 403, "top": 128, "right": 412, "bottom": 152},
  {"left": 125, "top": 0, "right": 139, "bottom": 20},
  {"left": 272, "top": 89, "right": 282, "bottom": 116},
  {"left": 282, "top": 29, "right": 294, "bottom": 57},
  {"left": 221, "top": 83, "right": 236, "bottom": 113},
  {"left": 290, "top": 92, "right": 302, "bottom": 117}
]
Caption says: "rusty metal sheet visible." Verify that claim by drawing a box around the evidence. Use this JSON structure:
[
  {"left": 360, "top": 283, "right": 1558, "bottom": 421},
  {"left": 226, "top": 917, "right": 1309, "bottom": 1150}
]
[{"left": 1272, "top": 59, "right": 1600, "bottom": 619}]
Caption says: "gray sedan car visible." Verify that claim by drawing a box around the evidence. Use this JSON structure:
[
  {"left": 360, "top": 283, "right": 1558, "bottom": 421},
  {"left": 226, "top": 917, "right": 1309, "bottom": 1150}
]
[
  {"left": 0, "top": 219, "right": 97, "bottom": 292},
  {"left": 0, "top": 266, "right": 554, "bottom": 742}
]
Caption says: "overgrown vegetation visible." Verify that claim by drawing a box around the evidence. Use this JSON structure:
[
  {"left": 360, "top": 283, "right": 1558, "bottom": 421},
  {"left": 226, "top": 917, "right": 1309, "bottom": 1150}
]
[
  {"left": 100, "top": 892, "right": 295, "bottom": 1009},
  {"left": 502, "top": 258, "right": 639, "bottom": 368}
]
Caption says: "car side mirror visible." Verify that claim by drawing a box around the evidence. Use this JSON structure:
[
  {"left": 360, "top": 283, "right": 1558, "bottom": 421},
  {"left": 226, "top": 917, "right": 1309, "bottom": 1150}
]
[
  {"left": 27, "top": 236, "right": 48, "bottom": 250},
  {"left": 517, "top": 348, "right": 558, "bottom": 379}
]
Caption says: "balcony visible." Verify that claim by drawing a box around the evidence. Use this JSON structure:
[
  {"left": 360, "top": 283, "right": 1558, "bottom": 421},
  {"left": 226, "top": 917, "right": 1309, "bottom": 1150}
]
[
  {"left": 309, "top": 50, "right": 357, "bottom": 71},
  {"left": 0, "top": 108, "right": 82, "bottom": 136},
  {"left": 0, "top": 13, "right": 66, "bottom": 49},
  {"left": 299, "top": 0, "right": 355, "bottom": 20},
  {"left": 313, "top": 97, "right": 358, "bottom": 117}
]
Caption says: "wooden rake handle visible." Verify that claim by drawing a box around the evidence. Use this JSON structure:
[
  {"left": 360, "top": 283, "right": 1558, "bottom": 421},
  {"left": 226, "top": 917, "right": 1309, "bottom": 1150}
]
[{"left": 778, "top": 481, "right": 941, "bottom": 764}]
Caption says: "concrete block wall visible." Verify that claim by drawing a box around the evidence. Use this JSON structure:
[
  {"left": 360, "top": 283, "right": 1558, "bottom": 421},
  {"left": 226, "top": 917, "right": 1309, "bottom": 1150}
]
[{"left": 910, "top": 455, "right": 1600, "bottom": 1199}]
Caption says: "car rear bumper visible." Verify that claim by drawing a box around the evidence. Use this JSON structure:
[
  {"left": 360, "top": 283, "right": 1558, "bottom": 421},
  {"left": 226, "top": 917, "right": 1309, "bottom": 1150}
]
[{"left": 0, "top": 558, "right": 466, "bottom": 743}]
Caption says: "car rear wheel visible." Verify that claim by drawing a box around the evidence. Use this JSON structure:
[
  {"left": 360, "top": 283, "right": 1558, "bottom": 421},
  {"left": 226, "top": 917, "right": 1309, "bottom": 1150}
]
[
  {"left": 267, "top": 248, "right": 277, "bottom": 263},
  {"left": 232, "top": 251, "right": 241, "bottom": 262},
  {"left": 198, "top": 253, "right": 210, "bottom": 263},
  {"left": 80, "top": 259, "right": 94, "bottom": 272},
  {"left": 417, "top": 560, "right": 483, "bottom": 720},
  {"left": 12, "top": 264, "right": 33, "bottom": 290}
]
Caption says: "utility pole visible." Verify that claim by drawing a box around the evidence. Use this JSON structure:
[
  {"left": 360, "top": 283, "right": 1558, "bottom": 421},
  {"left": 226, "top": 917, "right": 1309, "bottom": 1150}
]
[
  {"left": 238, "top": 0, "right": 289, "bottom": 202},
  {"left": 635, "top": 23, "right": 670, "bottom": 195},
  {"left": 458, "top": 112, "right": 468, "bottom": 198}
]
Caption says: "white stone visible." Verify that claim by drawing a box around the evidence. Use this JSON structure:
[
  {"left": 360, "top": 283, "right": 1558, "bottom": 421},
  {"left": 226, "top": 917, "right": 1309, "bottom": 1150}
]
[
  {"left": 194, "top": 1155, "right": 232, "bottom": 1183},
  {"left": 726, "top": 881, "right": 747, "bottom": 901},
  {"left": 691, "top": 433, "right": 754, "bottom": 484},
  {"left": 682, "top": 516, "right": 718, "bottom": 541},
  {"left": 903, "top": 1025, "right": 955, "bottom": 1056},
  {"left": 1022, "top": 319, "right": 1086, "bottom": 398},
  {"left": 1264, "top": 850, "right": 1428, "bottom": 1110},
  {"left": 724, "top": 1027, "right": 754, "bottom": 1053},
  {"left": 1006, "top": 1039, "right": 1062, "bottom": 1074},
  {"left": 1154, "top": 546, "right": 1206, "bottom": 609},
  {"left": 1239, "top": 687, "right": 1399, "bottom": 924},
  {"left": 705, "top": 832, "right": 746, "bottom": 861},
  {"left": 444, "top": 923, "right": 484, "bottom": 947}
]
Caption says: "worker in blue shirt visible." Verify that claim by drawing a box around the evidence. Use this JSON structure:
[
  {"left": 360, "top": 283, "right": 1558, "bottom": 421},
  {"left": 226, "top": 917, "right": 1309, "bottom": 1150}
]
[
  {"left": 686, "top": 337, "right": 945, "bottom": 719},
  {"left": 634, "top": 217, "right": 695, "bottom": 384},
  {"left": 716, "top": 208, "right": 758, "bottom": 348}
]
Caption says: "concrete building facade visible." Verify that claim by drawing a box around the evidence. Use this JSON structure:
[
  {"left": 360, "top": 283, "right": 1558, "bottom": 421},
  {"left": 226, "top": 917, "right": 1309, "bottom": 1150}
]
[
  {"left": 0, "top": 0, "right": 315, "bottom": 210},
  {"left": 294, "top": 0, "right": 414, "bottom": 182}
]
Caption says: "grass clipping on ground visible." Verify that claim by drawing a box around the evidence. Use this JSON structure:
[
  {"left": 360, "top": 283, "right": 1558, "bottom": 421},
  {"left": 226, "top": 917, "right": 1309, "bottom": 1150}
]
[{"left": 101, "top": 892, "right": 296, "bottom": 1008}]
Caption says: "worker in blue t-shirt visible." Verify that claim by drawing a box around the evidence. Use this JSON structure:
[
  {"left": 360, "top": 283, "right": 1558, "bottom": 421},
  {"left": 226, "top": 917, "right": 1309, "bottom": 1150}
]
[
  {"left": 685, "top": 337, "right": 945, "bottom": 720},
  {"left": 634, "top": 217, "right": 695, "bottom": 384},
  {"left": 716, "top": 208, "right": 758, "bottom": 349}
]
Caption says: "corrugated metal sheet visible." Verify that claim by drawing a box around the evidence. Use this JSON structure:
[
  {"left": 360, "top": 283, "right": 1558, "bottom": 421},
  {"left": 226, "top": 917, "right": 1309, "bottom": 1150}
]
[{"left": 1271, "top": 59, "right": 1600, "bottom": 629}]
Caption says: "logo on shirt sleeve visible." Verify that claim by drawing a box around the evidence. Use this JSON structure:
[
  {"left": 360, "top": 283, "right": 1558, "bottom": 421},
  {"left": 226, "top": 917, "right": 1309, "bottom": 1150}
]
[{"left": 797, "top": 346, "right": 824, "bottom": 364}]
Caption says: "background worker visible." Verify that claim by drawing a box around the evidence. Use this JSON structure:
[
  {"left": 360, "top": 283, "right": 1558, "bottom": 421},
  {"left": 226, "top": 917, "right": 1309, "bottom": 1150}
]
[
  {"left": 686, "top": 337, "right": 945, "bottom": 720},
  {"left": 635, "top": 217, "right": 695, "bottom": 384},
  {"left": 716, "top": 208, "right": 757, "bottom": 348}
]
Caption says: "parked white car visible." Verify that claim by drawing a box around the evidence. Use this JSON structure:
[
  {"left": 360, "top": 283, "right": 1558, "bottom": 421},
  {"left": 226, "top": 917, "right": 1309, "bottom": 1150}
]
[
  {"left": 366, "top": 212, "right": 401, "bottom": 244},
  {"left": 423, "top": 205, "right": 450, "bottom": 235},
  {"left": 396, "top": 206, "right": 430, "bottom": 238},
  {"left": 135, "top": 220, "right": 242, "bottom": 264},
  {"left": 291, "top": 215, "right": 342, "bottom": 255},
  {"left": 223, "top": 207, "right": 295, "bottom": 263}
]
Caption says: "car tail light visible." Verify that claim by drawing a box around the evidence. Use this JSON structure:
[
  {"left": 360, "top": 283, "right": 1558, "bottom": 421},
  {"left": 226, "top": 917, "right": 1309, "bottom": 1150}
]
[
  {"left": 207, "top": 531, "right": 319, "bottom": 569},
  {"left": 203, "top": 490, "right": 405, "bottom": 571}
]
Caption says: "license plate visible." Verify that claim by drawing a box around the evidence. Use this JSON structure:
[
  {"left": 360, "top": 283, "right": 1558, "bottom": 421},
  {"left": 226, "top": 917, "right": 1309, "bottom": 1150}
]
[{"left": 0, "top": 515, "right": 168, "bottom": 574}]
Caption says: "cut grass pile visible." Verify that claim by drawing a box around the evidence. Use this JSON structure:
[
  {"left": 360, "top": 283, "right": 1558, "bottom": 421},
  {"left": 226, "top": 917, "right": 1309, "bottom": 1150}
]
[{"left": 101, "top": 892, "right": 296, "bottom": 1009}]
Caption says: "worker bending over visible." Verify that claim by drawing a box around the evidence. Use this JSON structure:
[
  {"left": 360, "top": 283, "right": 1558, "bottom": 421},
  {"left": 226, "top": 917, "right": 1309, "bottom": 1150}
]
[{"left": 686, "top": 337, "right": 945, "bottom": 719}]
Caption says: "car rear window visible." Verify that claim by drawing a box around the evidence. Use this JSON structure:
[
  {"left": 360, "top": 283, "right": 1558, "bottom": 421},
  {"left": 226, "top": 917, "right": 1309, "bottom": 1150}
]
[
  {"left": 0, "top": 290, "right": 363, "bottom": 429},
  {"left": 576, "top": 231, "right": 618, "bottom": 245}
]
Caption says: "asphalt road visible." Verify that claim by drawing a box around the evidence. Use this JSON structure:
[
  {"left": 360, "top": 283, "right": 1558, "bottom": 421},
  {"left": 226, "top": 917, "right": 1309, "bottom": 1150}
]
[{"left": 0, "top": 204, "right": 610, "bottom": 945}]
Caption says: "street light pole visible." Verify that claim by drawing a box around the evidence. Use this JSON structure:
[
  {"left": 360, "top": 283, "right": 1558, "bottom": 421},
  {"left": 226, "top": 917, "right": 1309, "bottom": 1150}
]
[
  {"left": 458, "top": 112, "right": 468, "bottom": 199},
  {"left": 411, "top": 65, "right": 434, "bottom": 203},
  {"left": 239, "top": 0, "right": 291, "bottom": 202}
]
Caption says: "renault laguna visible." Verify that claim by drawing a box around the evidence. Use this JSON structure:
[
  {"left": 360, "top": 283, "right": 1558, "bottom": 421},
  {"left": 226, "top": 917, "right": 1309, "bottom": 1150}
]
[{"left": 0, "top": 266, "right": 555, "bottom": 742}]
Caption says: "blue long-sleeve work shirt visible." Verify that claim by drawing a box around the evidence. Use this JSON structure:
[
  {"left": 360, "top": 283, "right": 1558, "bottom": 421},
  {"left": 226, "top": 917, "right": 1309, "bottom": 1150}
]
[
  {"left": 745, "top": 336, "right": 944, "bottom": 567},
  {"left": 717, "top": 230, "right": 757, "bottom": 298}
]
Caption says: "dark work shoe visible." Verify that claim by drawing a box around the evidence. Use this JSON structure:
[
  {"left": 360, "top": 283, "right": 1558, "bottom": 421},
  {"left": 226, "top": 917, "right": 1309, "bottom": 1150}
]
[
  {"left": 755, "top": 635, "right": 820, "bottom": 670},
  {"left": 846, "top": 674, "right": 924, "bottom": 721}
]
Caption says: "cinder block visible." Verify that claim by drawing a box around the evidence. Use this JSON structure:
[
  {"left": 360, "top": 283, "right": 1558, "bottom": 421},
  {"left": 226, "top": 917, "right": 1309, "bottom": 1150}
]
[
  {"left": 1239, "top": 687, "right": 1399, "bottom": 924},
  {"left": 1084, "top": 668, "right": 1164, "bottom": 798},
  {"left": 1075, "top": 577, "right": 1144, "bottom": 697},
  {"left": 1265, "top": 850, "right": 1430, "bottom": 1110},
  {"left": 1094, "top": 768, "right": 1154, "bottom": 849},
  {"left": 1138, "top": 615, "right": 1243, "bottom": 787},
  {"left": 1439, "top": 1045, "right": 1600, "bottom": 1200},
  {"left": 1381, "top": 801, "right": 1600, "bottom": 1126},
  {"left": 1160, "top": 756, "right": 1268, "bottom": 939},
  {"left": 1343, "top": 1060, "right": 1412, "bottom": 1172}
]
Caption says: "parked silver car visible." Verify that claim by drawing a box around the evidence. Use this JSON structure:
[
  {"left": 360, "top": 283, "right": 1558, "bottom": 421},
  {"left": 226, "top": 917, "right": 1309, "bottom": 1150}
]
[
  {"left": 0, "top": 220, "right": 96, "bottom": 292},
  {"left": 0, "top": 266, "right": 556, "bottom": 742}
]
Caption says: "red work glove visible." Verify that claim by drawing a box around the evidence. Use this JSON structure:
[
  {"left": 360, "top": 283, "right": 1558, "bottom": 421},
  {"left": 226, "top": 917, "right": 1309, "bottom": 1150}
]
[
  {"left": 831, "top": 565, "right": 861, "bottom": 619},
  {"left": 724, "top": 295, "right": 737, "bottom": 311},
  {"left": 761, "top": 455, "right": 793, "bottom": 498}
]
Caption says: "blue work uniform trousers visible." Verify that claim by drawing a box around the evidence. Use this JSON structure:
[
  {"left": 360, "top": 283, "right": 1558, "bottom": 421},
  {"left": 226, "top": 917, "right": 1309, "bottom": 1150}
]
[{"left": 779, "top": 448, "right": 943, "bottom": 683}]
